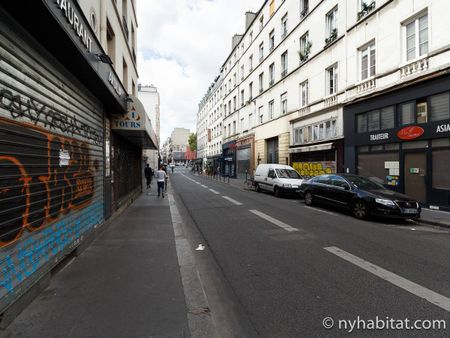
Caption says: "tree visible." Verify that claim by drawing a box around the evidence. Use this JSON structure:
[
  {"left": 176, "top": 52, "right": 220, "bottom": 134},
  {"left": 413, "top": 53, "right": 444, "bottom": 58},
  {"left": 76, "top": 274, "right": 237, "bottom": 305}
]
[{"left": 188, "top": 133, "right": 197, "bottom": 151}]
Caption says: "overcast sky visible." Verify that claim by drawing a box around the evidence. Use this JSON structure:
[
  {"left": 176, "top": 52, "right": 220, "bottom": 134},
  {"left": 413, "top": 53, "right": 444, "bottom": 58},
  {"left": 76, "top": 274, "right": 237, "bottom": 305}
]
[{"left": 137, "top": 0, "right": 260, "bottom": 143}]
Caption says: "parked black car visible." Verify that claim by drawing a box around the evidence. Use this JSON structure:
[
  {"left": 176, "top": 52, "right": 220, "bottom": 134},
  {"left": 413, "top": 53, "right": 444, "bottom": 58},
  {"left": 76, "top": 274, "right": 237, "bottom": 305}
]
[{"left": 300, "top": 174, "right": 421, "bottom": 219}]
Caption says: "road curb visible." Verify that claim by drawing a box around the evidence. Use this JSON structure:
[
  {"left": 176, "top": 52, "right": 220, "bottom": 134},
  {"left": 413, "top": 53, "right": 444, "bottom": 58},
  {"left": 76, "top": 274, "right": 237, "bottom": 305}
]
[{"left": 417, "top": 218, "right": 450, "bottom": 229}]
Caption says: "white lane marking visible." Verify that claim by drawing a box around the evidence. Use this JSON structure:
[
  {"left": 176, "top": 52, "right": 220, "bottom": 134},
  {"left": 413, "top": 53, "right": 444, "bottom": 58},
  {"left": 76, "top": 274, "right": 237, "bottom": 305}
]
[
  {"left": 209, "top": 189, "right": 220, "bottom": 195},
  {"left": 195, "top": 182, "right": 201, "bottom": 185},
  {"left": 304, "top": 206, "right": 336, "bottom": 216},
  {"left": 195, "top": 244, "right": 205, "bottom": 251},
  {"left": 324, "top": 246, "right": 450, "bottom": 313},
  {"left": 222, "top": 196, "right": 243, "bottom": 206},
  {"left": 201, "top": 184, "right": 208, "bottom": 188},
  {"left": 249, "top": 209, "right": 299, "bottom": 232}
]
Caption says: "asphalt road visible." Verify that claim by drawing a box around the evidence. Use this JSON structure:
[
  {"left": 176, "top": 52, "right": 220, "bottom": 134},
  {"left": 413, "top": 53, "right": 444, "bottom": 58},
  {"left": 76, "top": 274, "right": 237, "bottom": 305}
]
[{"left": 171, "top": 167, "right": 450, "bottom": 338}]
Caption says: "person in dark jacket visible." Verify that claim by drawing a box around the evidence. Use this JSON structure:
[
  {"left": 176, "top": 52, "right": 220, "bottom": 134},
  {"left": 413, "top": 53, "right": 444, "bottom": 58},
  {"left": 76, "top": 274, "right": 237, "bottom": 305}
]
[{"left": 144, "top": 164, "right": 153, "bottom": 189}]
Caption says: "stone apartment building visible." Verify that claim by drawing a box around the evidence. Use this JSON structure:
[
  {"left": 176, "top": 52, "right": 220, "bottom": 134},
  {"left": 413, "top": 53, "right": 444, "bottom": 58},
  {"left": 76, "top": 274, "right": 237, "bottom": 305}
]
[{"left": 197, "top": 0, "right": 450, "bottom": 210}]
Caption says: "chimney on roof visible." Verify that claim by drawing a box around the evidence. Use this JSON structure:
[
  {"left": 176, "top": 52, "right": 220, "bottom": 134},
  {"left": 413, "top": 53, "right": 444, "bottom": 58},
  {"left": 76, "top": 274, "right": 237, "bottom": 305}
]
[
  {"left": 232, "top": 34, "right": 243, "bottom": 50},
  {"left": 245, "top": 11, "right": 257, "bottom": 30}
]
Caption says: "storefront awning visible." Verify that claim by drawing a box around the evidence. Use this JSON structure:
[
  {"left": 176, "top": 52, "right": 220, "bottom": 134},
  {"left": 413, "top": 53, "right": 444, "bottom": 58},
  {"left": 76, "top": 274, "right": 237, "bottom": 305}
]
[
  {"left": 289, "top": 142, "right": 334, "bottom": 153},
  {"left": 111, "top": 96, "right": 158, "bottom": 149}
]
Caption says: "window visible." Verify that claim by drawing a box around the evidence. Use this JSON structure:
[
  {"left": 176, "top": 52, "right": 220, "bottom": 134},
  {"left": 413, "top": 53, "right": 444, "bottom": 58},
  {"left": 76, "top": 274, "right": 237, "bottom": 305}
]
[
  {"left": 249, "top": 54, "right": 253, "bottom": 72},
  {"left": 241, "top": 65, "right": 245, "bottom": 80},
  {"left": 326, "top": 7, "right": 338, "bottom": 38},
  {"left": 367, "top": 110, "right": 380, "bottom": 131},
  {"left": 269, "top": 30, "right": 275, "bottom": 51},
  {"left": 122, "top": 58, "right": 128, "bottom": 91},
  {"left": 400, "top": 102, "right": 415, "bottom": 125},
  {"left": 249, "top": 82, "right": 253, "bottom": 100},
  {"left": 233, "top": 73, "right": 237, "bottom": 87},
  {"left": 269, "top": 63, "right": 275, "bottom": 85},
  {"left": 233, "top": 96, "right": 237, "bottom": 111},
  {"left": 360, "top": 42, "right": 375, "bottom": 80},
  {"left": 300, "top": 80, "right": 308, "bottom": 107},
  {"left": 241, "top": 90, "right": 245, "bottom": 106},
  {"left": 228, "top": 100, "right": 231, "bottom": 114},
  {"left": 233, "top": 121, "right": 236, "bottom": 134},
  {"left": 259, "top": 42, "right": 264, "bottom": 62},
  {"left": 357, "top": 114, "right": 367, "bottom": 133},
  {"left": 380, "top": 106, "right": 395, "bottom": 129},
  {"left": 259, "top": 72, "right": 264, "bottom": 92},
  {"left": 228, "top": 123, "right": 231, "bottom": 136},
  {"left": 404, "top": 12, "right": 428, "bottom": 62},
  {"left": 259, "top": 106, "right": 264, "bottom": 123},
  {"left": 269, "top": 100, "right": 274, "bottom": 119},
  {"left": 249, "top": 31, "right": 253, "bottom": 43},
  {"left": 430, "top": 92, "right": 450, "bottom": 121},
  {"left": 106, "top": 20, "right": 116, "bottom": 65},
  {"left": 281, "top": 51, "right": 288, "bottom": 76},
  {"left": 281, "top": 13, "right": 288, "bottom": 38},
  {"left": 326, "top": 64, "right": 338, "bottom": 95},
  {"left": 259, "top": 15, "right": 264, "bottom": 31},
  {"left": 416, "top": 101, "right": 427, "bottom": 124},
  {"left": 241, "top": 117, "right": 245, "bottom": 132},
  {"left": 249, "top": 113, "right": 253, "bottom": 128},
  {"left": 299, "top": 32, "right": 310, "bottom": 62},
  {"left": 300, "top": 0, "right": 309, "bottom": 18},
  {"left": 281, "top": 93, "right": 287, "bottom": 114}
]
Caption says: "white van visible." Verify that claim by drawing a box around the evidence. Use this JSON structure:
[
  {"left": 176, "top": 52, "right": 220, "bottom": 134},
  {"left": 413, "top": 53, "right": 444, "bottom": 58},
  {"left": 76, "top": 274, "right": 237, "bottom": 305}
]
[{"left": 254, "top": 164, "right": 303, "bottom": 197}]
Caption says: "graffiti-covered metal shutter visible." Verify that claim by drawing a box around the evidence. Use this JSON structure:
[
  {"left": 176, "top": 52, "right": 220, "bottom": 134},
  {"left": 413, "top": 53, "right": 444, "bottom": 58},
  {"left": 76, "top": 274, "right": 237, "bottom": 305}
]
[{"left": 0, "top": 15, "right": 104, "bottom": 311}]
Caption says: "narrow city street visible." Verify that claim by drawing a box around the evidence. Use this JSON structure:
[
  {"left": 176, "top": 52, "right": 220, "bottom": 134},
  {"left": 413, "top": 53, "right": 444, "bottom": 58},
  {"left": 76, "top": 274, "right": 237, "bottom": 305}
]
[{"left": 170, "top": 167, "right": 450, "bottom": 337}]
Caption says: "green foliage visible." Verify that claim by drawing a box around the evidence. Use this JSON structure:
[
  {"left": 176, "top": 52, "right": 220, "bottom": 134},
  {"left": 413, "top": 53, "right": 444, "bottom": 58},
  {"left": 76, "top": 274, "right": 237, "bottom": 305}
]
[{"left": 188, "top": 133, "right": 197, "bottom": 151}]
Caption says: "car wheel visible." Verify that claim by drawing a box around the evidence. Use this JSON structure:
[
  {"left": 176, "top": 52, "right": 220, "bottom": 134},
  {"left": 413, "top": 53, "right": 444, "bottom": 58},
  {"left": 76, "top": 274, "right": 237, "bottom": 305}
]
[
  {"left": 352, "top": 200, "right": 368, "bottom": 219},
  {"left": 304, "top": 191, "right": 313, "bottom": 206},
  {"left": 274, "top": 186, "right": 280, "bottom": 197},
  {"left": 255, "top": 183, "right": 261, "bottom": 192}
]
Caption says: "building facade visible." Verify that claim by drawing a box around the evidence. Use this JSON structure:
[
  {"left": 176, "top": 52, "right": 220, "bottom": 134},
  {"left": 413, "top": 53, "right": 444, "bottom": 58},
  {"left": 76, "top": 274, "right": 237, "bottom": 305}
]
[
  {"left": 170, "top": 128, "right": 191, "bottom": 163},
  {"left": 197, "top": 0, "right": 450, "bottom": 209},
  {"left": 0, "top": 0, "right": 156, "bottom": 319},
  {"left": 139, "top": 84, "right": 161, "bottom": 169}
]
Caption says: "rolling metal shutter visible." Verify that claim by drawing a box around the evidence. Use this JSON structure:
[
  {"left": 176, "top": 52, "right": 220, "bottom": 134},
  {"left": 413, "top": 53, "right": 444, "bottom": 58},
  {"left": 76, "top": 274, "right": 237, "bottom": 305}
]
[{"left": 0, "top": 16, "right": 104, "bottom": 312}]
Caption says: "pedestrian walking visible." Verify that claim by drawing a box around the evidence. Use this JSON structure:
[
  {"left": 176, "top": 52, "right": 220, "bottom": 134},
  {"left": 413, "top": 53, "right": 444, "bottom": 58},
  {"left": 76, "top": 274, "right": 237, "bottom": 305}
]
[
  {"left": 144, "top": 164, "right": 153, "bottom": 189},
  {"left": 156, "top": 166, "right": 166, "bottom": 198}
]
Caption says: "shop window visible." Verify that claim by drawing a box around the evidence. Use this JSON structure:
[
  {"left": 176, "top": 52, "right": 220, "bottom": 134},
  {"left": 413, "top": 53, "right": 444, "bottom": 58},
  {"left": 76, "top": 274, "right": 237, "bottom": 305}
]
[
  {"left": 432, "top": 138, "right": 450, "bottom": 148},
  {"left": 380, "top": 106, "right": 395, "bottom": 129},
  {"left": 399, "top": 102, "right": 415, "bottom": 125},
  {"left": 370, "top": 145, "right": 383, "bottom": 151},
  {"left": 432, "top": 149, "right": 450, "bottom": 189},
  {"left": 430, "top": 92, "right": 450, "bottom": 121},
  {"left": 368, "top": 110, "right": 380, "bottom": 131},
  {"left": 357, "top": 153, "right": 399, "bottom": 185},
  {"left": 385, "top": 143, "right": 400, "bottom": 151},
  {"left": 402, "top": 140, "right": 428, "bottom": 149},
  {"left": 357, "top": 146, "right": 369, "bottom": 153},
  {"left": 331, "top": 120, "right": 337, "bottom": 136}
]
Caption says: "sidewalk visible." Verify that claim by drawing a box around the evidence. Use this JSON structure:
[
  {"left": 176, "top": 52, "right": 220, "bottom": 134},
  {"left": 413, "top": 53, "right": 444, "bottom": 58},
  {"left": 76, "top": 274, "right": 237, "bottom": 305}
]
[
  {"left": 197, "top": 173, "right": 450, "bottom": 229},
  {"left": 2, "top": 189, "right": 190, "bottom": 338}
]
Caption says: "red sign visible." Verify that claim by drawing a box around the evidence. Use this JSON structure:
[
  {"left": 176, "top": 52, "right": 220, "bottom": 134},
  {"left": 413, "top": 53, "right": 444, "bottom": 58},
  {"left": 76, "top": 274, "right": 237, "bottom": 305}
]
[{"left": 397, "top": 126, "right": 424, "bottom": 140}]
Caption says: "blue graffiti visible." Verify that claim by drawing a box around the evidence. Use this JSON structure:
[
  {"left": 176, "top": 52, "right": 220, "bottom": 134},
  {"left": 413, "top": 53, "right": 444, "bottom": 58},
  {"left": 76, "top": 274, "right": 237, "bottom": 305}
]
[{"left": 0, "top": 202, "right": 103, "bottom": 297}]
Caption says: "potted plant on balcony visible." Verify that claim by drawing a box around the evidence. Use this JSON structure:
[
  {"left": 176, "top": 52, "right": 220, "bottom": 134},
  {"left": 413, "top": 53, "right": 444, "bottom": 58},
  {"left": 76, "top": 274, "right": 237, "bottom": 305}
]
[
  {"left": 298, "top": 41, "right": 312, "bottom": 62},
  {"left": 357, "top": 1, "right": 376, "bottom": 20},
  {"left": 324, "top": 29, "right": 337, "bottom": 46}
]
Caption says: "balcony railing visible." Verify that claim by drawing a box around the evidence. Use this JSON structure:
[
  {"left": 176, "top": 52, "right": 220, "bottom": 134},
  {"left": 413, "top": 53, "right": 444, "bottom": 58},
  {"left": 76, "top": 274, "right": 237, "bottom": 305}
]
[
  {"left": 281, "top": 69, "right": 287, "bottom": 78},
  {"left": 357, "top": 78, "right": 376, "bottom": 93},
  {"left": 300, "top": 7, "right": 309, "bottom": 19},
  {"left": 324, "top": 29, "right": 337, "bottom": 46},
  {"left": 400, "top": 57, "right": 429, "bottom": 78}
]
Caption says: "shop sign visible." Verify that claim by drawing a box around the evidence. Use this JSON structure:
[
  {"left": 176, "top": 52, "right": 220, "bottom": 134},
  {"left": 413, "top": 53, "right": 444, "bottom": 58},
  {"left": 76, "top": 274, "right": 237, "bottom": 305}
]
[
  {"left": 397, "top": 126, "right": 424, "bottom": 140},
  {"left": 56, "top": 0, "right": 93, "bottom": 52},
  {"left": 369, "top": 133, "right": 389, "bottom": 141},
  {"left": 112, "top": 108, "right": 142, "bottom": 130},
  {"left": 436, "top": 123, "right": 450, "bottom": 134},
  {"left": 108, "top": 72, "right": 123, "bottom": 96}
]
